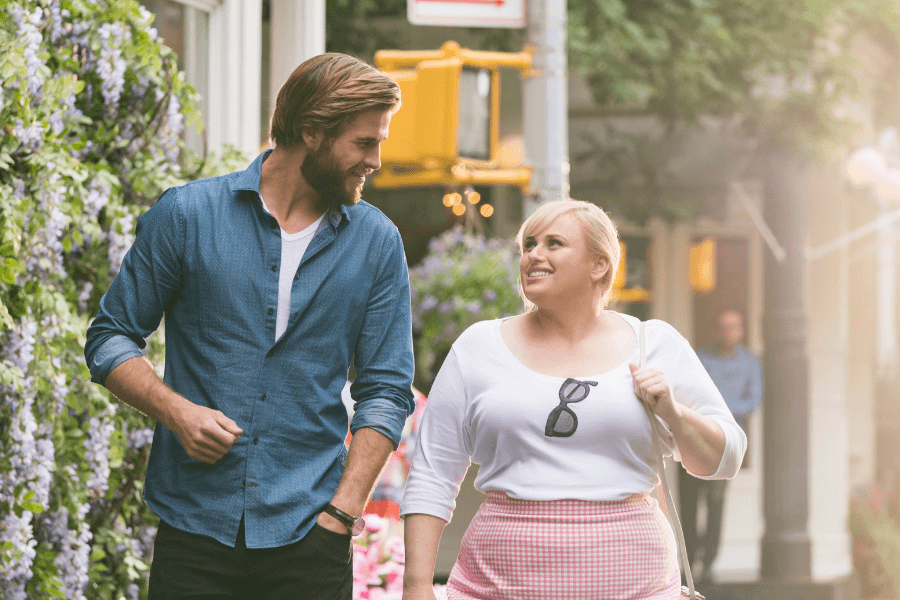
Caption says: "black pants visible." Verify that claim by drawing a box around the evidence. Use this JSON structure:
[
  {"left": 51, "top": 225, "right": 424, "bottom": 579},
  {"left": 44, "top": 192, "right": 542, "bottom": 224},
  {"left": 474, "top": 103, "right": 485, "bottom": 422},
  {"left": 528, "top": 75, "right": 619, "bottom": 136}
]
[
  {"left": 678, "top": 469, "right": 728, "bottom": 579},
  {"left": 148, "top": 516, "right": 352, "bottom": 600}
]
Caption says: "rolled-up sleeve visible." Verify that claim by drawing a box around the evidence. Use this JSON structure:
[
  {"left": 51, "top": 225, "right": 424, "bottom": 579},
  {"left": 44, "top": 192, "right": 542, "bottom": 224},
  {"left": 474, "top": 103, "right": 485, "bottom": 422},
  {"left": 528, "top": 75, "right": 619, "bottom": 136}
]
[
  {"left": 670, "top": 337, "right": 748, "bottom": 480},
  {"left": 84, "top": 187, "right": 183, "bottom": 385},
  {"left": 400, "top": 349, "right": 471, "bottom": 522},
  {"left": 348, "top": 227, "right": 415, "bottom": 448}
]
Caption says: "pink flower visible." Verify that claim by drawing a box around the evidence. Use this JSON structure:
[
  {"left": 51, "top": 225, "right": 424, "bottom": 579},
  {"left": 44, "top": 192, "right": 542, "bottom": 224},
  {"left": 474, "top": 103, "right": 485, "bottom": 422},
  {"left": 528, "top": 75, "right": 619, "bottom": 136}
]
[
  {"left": 365, "top": 514, "right": 387, "bottom": 535},
  {"left": 385, "top": 536, "right": 405, "bottom": 564},
  {"left": 368, "top": 589, "right": 403, "bottom": 600},
  {"left": 383, "top": 565, "right": 404, "bottom": 593},
  {"left": 354, "top": 585, "right": 370, "bottom": 600}
]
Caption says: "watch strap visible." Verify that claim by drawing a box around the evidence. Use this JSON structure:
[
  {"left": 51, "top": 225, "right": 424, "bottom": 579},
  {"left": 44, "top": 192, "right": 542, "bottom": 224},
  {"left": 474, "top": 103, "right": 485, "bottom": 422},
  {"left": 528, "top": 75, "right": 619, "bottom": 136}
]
[{"left": 323, "top": 503, "right": 361, "bottom": 534}]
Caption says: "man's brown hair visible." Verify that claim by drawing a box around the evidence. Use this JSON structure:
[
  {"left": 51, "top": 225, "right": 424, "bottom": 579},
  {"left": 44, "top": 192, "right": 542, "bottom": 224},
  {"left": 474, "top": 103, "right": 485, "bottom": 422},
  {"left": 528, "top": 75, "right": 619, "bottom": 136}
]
[{"left": 269, "top": 53, "right": 400, "bottom": 147}]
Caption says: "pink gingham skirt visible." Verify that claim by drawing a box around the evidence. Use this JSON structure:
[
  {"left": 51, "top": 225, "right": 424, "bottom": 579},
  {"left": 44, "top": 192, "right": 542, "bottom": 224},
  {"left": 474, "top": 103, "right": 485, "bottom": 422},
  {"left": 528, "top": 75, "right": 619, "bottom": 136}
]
[{"left": 447, "top": 492, "right": 680, "bottom": 600}]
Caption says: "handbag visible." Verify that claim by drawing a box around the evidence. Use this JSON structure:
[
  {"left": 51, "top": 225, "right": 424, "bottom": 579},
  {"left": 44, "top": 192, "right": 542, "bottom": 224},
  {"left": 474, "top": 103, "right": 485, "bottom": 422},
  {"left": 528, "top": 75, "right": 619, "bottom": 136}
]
[{"left": 638, "top": 321, "right": 705, "bottom": 600}]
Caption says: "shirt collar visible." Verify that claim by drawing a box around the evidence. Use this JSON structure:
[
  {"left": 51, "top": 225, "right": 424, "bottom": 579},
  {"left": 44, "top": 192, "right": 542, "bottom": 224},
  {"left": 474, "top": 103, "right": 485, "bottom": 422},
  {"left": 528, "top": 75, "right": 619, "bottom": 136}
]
[{"left": 234, "top": 149, "right": 351, "bottom": 226}]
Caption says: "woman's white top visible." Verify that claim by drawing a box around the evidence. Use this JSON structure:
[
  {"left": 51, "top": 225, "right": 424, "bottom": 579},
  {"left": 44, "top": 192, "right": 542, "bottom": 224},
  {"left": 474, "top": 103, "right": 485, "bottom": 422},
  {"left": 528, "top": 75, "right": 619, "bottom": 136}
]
[{"left": 400, "top": 313, "right": 748, "bottom": 522}]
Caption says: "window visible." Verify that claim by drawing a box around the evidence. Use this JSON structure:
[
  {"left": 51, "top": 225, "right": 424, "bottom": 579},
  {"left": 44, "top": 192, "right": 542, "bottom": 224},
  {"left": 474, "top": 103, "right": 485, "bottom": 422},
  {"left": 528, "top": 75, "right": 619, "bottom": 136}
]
[{"left": 140, "top": 0, "right": 213, "bottom": 153}]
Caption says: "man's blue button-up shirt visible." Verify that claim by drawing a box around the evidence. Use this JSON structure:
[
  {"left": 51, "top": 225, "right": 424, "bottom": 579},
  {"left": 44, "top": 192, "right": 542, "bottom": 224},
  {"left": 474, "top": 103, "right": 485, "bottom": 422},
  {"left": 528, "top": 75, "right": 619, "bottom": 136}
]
[
  {"left": 84, "top": 150, "right": 415, "bottom": 548},
  {"left": 696, "top": 345, "right": 762, "bottom": 427}
]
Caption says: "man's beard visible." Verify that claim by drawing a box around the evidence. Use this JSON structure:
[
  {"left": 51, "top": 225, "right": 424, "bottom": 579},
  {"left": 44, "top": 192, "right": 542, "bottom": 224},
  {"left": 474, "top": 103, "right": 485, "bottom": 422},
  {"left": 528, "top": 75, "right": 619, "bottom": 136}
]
[{"left": 301, "top": 141, "right": 363, "bottom": 212}]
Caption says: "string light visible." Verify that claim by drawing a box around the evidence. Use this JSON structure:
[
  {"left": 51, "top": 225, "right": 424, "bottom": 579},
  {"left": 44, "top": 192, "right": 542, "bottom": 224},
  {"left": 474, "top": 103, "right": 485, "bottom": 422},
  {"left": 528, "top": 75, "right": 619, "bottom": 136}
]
[
  {"left": 442, "top": 194, "right": 454, "bottom": 207},
  {"left": 480, "top": 204, "right": 494, "bottom": 218},
  {"left": 452, "top": 203, "right": 466, "bottom": 216},
  {"left": 451, "top": 192, "right": 462, "bottom": 205},
  {"left": 467, "top": 191, "right": 481, "bottom": 204}
]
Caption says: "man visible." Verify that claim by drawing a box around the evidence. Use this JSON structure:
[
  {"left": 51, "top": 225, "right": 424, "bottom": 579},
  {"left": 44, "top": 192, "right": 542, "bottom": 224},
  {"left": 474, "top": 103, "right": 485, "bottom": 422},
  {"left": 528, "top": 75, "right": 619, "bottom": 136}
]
[
  {"left": 84, "top": 54, "right": 415, "bottom": 599},
  {"left": 678, "top": 309, "right": 761, "bottom": 583}
]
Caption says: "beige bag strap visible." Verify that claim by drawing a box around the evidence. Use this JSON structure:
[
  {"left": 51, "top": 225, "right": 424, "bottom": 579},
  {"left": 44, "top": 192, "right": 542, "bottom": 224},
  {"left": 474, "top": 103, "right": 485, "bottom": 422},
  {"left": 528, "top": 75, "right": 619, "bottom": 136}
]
[{"left": 640, "top": 321, "right": 698, "bottom": 599}]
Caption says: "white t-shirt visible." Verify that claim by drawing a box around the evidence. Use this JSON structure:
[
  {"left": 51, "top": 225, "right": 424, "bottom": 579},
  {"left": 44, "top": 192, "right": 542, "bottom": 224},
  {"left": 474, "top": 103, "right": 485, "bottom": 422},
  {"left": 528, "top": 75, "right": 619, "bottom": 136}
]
[
  {"left": 260, "top": 197, "right": 324, "bottom": 340},
  {"left": 399, "top": 313, "right": 747, "bottom": 523}
]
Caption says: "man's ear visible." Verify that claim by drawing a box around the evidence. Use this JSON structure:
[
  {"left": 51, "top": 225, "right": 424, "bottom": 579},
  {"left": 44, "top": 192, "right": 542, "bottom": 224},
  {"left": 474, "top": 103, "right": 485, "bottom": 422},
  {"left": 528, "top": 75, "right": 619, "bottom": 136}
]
[
  {"left": 302, "top": 128, "right": 324, "bottom": 152},
  {"left": 592, "top": 255, "right": 610, "bottom": 283}
]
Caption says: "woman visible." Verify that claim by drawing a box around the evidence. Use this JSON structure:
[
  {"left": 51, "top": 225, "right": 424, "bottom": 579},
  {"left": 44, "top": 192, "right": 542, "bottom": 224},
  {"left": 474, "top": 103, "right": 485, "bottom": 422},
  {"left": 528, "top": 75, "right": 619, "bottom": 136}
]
[{"left": 400, "top": 199, "right": 747, "bottom": 600}]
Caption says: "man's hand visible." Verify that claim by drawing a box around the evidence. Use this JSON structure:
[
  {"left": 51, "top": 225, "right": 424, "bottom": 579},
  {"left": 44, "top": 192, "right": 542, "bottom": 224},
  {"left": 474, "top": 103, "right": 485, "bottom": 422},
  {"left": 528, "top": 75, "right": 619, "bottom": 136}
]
[
  {"left": 102, "top": 357, "right": 242, "bottom": 464},
  {"left": 169, "top": 402, "right": 243, "bottom": 464}
]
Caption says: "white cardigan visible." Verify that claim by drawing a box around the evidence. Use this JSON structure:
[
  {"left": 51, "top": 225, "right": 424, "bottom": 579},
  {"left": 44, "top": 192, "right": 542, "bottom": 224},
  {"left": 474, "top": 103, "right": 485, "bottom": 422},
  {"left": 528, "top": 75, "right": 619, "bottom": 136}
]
[{"left": 400, "top": 313, "right": 747, "bottom": 522}]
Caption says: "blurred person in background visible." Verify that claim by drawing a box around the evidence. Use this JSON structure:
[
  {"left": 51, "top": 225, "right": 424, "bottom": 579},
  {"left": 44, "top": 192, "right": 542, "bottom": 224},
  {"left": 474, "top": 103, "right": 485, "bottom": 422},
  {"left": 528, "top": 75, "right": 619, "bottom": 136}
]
[
  {"left": 400, "top": 199, "right": 746, "bottom": 600},
  {"left": 679, "top": 309, "right": 761, "bottom": 583}
]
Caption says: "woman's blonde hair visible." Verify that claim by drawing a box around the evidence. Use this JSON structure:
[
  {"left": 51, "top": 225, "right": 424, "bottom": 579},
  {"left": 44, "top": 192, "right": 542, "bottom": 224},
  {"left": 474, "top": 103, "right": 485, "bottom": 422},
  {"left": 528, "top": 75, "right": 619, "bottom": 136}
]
[{"left": 516, "top": 198, "right": 621, "bottom": 308}]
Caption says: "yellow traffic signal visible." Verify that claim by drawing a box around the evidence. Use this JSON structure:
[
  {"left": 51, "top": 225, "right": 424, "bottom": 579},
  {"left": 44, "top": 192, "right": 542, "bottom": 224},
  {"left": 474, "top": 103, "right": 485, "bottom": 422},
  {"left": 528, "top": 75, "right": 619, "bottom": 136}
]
[
  {"left": 609, "top": 240, "right": 651, "bottom": 303},
  {"left": 374, "top": 41, "right": 532, "bottom": 190},
  {"left": 613, "top": 241, "right": 627, "bottom": 289},
  {"left": 690, "top": 237, "right": 717, "bottom": 293}
]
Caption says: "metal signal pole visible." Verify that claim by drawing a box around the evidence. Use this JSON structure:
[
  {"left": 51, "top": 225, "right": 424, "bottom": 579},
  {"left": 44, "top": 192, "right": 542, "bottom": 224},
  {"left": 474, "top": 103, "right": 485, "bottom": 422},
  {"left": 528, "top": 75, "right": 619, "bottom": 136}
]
[{"left": 523, "top": 0, "right": 569, "bottom": 217}]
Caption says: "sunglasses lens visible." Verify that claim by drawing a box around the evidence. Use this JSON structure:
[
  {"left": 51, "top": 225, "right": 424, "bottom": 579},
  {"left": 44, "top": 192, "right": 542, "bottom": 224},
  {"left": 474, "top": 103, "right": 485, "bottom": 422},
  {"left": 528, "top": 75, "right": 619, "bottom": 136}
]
[
  {"left": 560, "top": 379, "right": 590, "bottom": 402},
  {"left": 554, "top": 411, "right": 575, "bottom": 432},
  {"left": 545, "top": 407, "right": 577, "bottom": 437}
]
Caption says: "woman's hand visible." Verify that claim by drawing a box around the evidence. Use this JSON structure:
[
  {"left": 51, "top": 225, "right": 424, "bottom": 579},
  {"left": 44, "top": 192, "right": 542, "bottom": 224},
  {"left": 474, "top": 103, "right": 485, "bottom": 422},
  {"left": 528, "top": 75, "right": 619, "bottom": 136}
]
[
  {"left": 402, "top": 583, "right": 439, "bottom": 600},
  {"left": 402, "top": 514, "right": 448, "bottom": 600},
  {"left": 629, "top": 363, "right": 727, "bottom": 476},
  {"left": 629, "top": 363, "right": 680, "bottom": 425}
]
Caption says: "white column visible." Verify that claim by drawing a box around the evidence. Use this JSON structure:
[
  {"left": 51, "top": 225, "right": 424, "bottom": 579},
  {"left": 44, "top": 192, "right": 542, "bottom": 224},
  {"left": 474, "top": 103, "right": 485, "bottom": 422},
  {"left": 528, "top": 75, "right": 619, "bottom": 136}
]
[
  {"left": 269, "top": 0, "right": 326, "bottom": 117},
  {"left": 806, "top": 170, "right": 853, "bottom": 582},
  {"left": 876, "top": 207, "right": 898, "bottom": 372},
  {"left": 207, "top": 0, "right": 262, "bottom": 158}
]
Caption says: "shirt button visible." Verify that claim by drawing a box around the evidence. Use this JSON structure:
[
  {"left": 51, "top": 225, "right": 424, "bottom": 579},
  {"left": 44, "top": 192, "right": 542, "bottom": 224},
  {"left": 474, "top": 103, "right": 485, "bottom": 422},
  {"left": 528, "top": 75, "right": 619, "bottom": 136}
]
[
  {"left": 253, "top": 437, "right": 259, "bottom": 445},
  {"left": 267, "top": 308, "right": 274, "bottom": 315},
  {"left": 261, "top": 394, "right": 267, "bottom": 401},
  {"left": 271, "top": 264, "right": 277, "bottom": 272}
]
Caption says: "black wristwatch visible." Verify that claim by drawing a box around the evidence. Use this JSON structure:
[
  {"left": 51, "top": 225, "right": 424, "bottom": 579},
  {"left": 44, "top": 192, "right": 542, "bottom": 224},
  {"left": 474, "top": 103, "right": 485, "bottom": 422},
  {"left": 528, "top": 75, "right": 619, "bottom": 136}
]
[{"left": 322, "top": 503, "right": 365, "bottom": 536}]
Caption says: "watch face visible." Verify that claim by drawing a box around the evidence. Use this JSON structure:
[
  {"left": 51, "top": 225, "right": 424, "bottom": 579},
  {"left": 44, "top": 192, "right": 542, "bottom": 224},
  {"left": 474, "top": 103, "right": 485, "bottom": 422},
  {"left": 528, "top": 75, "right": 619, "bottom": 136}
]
[{"left": 351, "top": 516, "right": 365, "bottom": 536}]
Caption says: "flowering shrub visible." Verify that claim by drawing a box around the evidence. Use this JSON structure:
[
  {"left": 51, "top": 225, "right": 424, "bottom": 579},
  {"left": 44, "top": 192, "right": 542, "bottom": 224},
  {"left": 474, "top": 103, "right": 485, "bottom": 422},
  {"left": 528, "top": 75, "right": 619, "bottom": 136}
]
[
  {"left": 410, "top": 226, "right": 524, "bottom": 392},
  {"left": 849, "top": 484, "right": 900, "bottom": 599},
  {"left": 353, "top": 515, "right": 405, "bottom": 598},
  {"left": 0, "top": 1, "right": 243, "bottom": 598},
  {"left": 352, "top": 514, "right": 448, "bottom": 600}
]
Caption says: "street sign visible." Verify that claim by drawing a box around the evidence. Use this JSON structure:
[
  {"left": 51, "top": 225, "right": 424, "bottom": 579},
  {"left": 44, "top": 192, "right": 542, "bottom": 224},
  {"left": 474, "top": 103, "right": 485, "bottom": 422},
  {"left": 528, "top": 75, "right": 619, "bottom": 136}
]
[{"left": 407, "top": 0, "right": 526, "bottom": 28}]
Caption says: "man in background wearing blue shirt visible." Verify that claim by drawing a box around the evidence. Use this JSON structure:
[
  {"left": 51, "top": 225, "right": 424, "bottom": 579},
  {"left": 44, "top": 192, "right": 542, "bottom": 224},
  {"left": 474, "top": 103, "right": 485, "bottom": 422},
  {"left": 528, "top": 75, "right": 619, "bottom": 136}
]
[
  {"left": 679, "top": 309, "right": 762, "bottom": 583},
  {"left": 84, "top": 54, "right": 415, "bottom": 600}
]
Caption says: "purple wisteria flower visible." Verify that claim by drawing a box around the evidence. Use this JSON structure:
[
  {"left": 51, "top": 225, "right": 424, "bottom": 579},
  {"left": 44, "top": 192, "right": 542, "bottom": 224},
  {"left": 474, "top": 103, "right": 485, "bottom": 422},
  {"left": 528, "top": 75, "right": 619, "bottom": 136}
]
[{"left": 420, "top": 295, "right": 438, "bottom": 311}]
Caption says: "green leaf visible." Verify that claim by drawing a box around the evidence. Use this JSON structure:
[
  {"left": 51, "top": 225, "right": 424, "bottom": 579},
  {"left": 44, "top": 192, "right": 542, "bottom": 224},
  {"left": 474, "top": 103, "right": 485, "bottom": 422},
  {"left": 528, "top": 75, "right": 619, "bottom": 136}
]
[
  {"left": 0, "top": 541, "right": 14, "bottom": 552},
  {"left": 23, "top": 502, "right": 44, "bottom": 513},
  {"left": 108, "top": 429, "right": 125, "bottom": 470}
]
